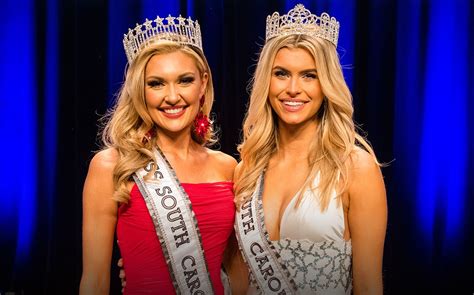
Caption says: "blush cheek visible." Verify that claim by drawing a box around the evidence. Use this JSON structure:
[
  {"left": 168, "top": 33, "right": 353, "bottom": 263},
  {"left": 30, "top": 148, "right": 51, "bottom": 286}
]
[
  {"left": 269, "top": 80, "right": 286, "bottom": 98},
  {"left": 144, "top": 88, "right": 165, "bottom": 107}
]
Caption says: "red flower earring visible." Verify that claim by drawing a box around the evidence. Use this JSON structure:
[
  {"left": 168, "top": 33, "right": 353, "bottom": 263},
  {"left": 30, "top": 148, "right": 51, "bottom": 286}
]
[{"left": 193, "top": 96, "right": 210, "bottom": 139}]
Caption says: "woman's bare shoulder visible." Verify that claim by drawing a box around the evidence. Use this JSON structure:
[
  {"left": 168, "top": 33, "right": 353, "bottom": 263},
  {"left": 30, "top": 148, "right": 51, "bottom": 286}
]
[
  {"left": 91, "top": 148, "right": 119, "bottom": 166},
  {"left": 348, "top": 146, "right": 379, "bottom": 172},
  {"left": 207, "top": 149, "right": 238, "bottom": 169},
  {"left": 86, "top": 148, "right": 120, "bottom": 182},
  {"left": 83, "top": 148, "right": 120, "bottom": 206},
  {"left": 347, "top": 146, "right": 385, "bottom": 201},
  {"left": 206, "top": 149, "right": 238, "bottom": 180}
]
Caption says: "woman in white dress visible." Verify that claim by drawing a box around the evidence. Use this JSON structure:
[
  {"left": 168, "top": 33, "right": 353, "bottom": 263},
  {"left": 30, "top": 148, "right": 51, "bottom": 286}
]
[{"left": 232, "top": 4, "right": 387, "bottom": 295}]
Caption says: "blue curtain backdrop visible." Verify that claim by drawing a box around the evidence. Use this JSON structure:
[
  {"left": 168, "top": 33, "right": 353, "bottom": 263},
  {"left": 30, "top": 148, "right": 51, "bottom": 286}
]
[{"left": 0, "top": 0, "right": 472, "bottom": 294}]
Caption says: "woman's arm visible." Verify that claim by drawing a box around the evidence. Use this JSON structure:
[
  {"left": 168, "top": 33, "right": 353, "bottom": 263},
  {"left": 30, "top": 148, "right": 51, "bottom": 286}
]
[
  {"left": 223, "top": 232, "right": 249, "bottom": 295},
  {"left": 222, "top": 161, "right": 249, "bottom": 295},
  {"left": 348, "top": 148, "right": 387, "bottom": 295},
  {"left": 79, "top": 149, "right": 119, "bottom": 295}
]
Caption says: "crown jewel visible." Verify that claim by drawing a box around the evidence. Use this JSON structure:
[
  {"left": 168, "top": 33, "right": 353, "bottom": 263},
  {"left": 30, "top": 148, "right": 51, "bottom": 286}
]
[
  {"left": 266, "top": 4, "right": 340, "bottom": 47},
  {"left": 123, "top": 15, "right": 202, "bottom": 63}
]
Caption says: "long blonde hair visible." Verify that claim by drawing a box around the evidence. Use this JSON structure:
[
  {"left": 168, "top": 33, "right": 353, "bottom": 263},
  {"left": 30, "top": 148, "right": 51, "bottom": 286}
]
[
  {"left": 235, "top": 34, "right": 378, "bottom": 211},
  {"left": 101, "top": 41, "right": 215, "bottom": 203}
]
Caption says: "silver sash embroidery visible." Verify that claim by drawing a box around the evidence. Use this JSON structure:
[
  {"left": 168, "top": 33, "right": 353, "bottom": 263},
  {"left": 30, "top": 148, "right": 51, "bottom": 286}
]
[
  {"left": 133, "top": 148, "right": 214, "bottom": 295},
  {"left": 235, "top": 175, "right": 297, "bottom": 294}
]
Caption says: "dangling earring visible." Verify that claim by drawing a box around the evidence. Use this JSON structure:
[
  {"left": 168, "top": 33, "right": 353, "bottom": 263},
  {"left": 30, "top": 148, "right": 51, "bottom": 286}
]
[
  {"left": 143, "top": 127, "right": 156, "bottom": 144},
  {"left": 193, "top": 96, "right": 210, "bottom": 139}
]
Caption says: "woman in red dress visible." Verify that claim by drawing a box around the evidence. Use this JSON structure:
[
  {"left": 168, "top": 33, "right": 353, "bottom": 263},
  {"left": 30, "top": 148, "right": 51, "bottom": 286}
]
[{"left": 79, "top": 14, "right": 236, "bottom": 295}]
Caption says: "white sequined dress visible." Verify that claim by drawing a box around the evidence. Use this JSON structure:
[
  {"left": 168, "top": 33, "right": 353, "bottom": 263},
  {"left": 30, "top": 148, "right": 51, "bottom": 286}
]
[{"left": 248, "top": 175, "right": 352, "bottom": 295}]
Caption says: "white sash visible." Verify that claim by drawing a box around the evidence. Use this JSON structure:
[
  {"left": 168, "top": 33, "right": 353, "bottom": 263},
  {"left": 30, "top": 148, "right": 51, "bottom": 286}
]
[
  {"left": 133, "top": 148, "right": 214, "bottom": 295},
  {"left": 235, "top": 175, "right": 297, "bottom": 294}
]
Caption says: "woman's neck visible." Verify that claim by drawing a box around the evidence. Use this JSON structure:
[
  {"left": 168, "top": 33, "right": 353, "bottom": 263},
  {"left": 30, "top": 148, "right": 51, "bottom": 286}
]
[
  {"left": 155, "top": 128, "right": 199, "bottom": 160},
  {"left": 275, "top": 120, "right": 318, "bottom": 161}
]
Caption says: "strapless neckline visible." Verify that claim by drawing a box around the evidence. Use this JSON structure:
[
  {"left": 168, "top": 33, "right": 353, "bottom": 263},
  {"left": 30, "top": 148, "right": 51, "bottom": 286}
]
[{"left": 181, "top": 181, "right": 233, "bottom": 186}]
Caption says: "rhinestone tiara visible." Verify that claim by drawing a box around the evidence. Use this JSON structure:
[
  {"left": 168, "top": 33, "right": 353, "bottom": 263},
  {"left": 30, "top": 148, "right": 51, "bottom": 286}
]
[
  {"left": 123, "top": 15, "right": 203, "bottom": 64},
  {"left": 266, "top": 4, "right": 340, "bottom": 47}
]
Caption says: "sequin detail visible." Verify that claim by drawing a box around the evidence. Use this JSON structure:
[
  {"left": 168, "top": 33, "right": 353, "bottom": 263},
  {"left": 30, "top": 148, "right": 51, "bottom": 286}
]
[{"left": 270, "top": 239, "right": 352, "bottom": 294}]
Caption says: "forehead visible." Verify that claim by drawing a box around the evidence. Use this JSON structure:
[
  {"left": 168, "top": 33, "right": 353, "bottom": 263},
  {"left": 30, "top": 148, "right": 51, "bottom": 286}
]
[
  {"left": 145, "top": 51, "right": 199, "bottom": 75},
  {"left": 273, "top": 47, "right": 316, "bottom": 69}
]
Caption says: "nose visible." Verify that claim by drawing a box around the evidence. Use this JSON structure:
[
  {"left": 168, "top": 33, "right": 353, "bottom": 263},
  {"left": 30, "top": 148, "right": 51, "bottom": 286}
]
[
  {"left": 164, "top": 84, "right": 180, "bottom": 105},
  {"left": 286, "top": 77, "right": 301, "bottom": 97}
]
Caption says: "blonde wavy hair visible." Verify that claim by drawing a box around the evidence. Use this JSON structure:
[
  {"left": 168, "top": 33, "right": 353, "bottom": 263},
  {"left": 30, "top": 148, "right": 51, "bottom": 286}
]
[
  {"left": 235, "top": 34, "right": 379, "bottom": 211},
  {"left": 100, "top": 40, "right": 215, "bottom": 203}
]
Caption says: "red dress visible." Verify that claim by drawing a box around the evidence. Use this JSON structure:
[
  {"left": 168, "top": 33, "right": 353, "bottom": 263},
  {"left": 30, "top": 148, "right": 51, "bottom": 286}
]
[{"left": 117, "top": 181, "right": 235, "bottom": 294}]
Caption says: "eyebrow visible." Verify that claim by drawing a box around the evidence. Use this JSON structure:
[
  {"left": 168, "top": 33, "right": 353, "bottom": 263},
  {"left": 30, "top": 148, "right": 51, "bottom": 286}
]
[
  {"left": 272, "top": 66, "right": 317, "bottom": 73},
  {"left": 145, "top": 72, "right": 196, "bottom": 80},
  {"left": 177, "top": 72, "right": 196, "bottom": 78}
]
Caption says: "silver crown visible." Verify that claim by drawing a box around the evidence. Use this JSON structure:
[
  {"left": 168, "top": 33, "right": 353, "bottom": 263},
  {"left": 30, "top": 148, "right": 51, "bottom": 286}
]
[
  {"left": 123, "top": 15, "right": 202, "bottom": 63},
  {"left": 266, "top": 4, "right": 340, "bottom": 47}
]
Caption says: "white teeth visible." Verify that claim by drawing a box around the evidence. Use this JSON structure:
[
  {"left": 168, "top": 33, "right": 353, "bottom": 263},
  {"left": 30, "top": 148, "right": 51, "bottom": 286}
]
[
  {"left": 163, "top": 107, "right": 183, "bottom": 114},
  {"left": 283, "top": 101, "right": 304, "bottom": 106}
]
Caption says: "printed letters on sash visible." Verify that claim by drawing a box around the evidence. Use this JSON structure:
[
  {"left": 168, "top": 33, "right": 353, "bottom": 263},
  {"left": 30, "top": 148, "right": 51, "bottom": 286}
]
[
  {"left": 235, "top": 175, "right": 297, "bottom": 294},
  {"left": 134, "top": 148, "right": 214, "bottom": 294}
]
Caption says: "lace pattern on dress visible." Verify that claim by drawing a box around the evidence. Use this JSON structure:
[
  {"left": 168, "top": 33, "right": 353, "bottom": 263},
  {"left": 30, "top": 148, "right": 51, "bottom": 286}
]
[{"left": 271, "top": 239, "right": 352, "bottom": 294}]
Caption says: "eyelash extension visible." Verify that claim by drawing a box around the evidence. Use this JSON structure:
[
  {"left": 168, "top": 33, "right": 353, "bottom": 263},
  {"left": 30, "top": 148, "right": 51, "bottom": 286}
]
[
  {"left": 180, "top": 76, "right": 195, "bottom": 84},
  {"left": 274, "top": 70, "right": 288, "bottom": 77},
  {"left": 147, "top": 80, "right": 163, "bottom": 87},
  {"left": 303, "top": 73, "right": 318, "bottom": 79}
]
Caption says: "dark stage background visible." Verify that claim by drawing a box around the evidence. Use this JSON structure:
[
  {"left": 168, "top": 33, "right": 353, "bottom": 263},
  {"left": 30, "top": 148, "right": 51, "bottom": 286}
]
[{"left": 1, "top": 0, "right": 473, "bottom": 294}]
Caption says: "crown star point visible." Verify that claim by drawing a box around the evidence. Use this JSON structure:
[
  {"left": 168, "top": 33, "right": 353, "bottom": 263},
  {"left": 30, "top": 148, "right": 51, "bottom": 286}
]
[
  {"left": 155, "top": 16, "right": 163, "bottom": 24},
  {"left": 144, "top": 19, "right": 153, "bottom": 30},
  {"left": 177, "top": 15, "right": 186, "bottom": 24}
]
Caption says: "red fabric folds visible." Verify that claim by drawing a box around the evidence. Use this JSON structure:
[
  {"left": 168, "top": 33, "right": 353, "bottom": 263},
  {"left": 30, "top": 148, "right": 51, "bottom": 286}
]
[{"left": 117, "top": 181, "right": 235, "bottom": 295}]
